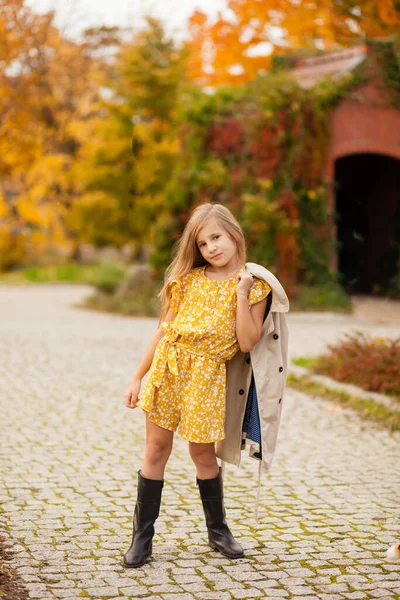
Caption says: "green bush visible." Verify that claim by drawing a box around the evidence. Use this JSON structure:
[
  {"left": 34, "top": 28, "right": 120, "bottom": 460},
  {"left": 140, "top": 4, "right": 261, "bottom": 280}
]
[
  {"left": 84, "top": 284, "right": 161, "bottom": 318},
  {"left": 83, "top": 263, "right": 162, "bottom": 317},
  {"left": 291, "top": 280, "right": 351, "bottom": 312},
  {"left": 88, "top": 261, "right": 126, "bottom": 294}
]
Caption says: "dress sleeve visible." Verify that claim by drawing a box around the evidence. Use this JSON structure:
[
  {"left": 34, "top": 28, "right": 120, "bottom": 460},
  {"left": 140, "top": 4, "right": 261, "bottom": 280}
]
[
  {"left": 168, "top": 278, "right": 183, "bottom": 314},
  {"left": 248, "top": 278, "right": 271, "bottom": 306}
]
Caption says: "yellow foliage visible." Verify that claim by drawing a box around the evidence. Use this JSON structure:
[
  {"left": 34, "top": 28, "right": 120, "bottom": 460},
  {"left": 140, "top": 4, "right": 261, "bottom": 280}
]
[
  {"left": 0, "top": 191, "right": 9, "bottom": 218},
  {"left": 0, "top": 225, "right": 26, "bottom": 270},
  {"left": 0, "top": 0, "right": 98, "bottom": 262}
]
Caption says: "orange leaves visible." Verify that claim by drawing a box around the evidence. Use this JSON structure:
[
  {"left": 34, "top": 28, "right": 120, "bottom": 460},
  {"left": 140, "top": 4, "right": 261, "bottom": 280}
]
[
  {"left": 185, "top": 11, "right": 210, "bottom": 87},
  {"left": 185, "top": 2, "right": 275, "bottom": 86},
  {"left": 378, "top": 0, "right": 400, "bottom": 25},
  {"left": 185, "top": 0, "right": 400, "bottom": 87}
]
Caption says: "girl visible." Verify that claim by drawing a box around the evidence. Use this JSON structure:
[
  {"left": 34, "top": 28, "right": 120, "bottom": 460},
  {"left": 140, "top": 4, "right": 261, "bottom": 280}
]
[{"left": 124, "top": 202, "right": 273, "bottom": 568}]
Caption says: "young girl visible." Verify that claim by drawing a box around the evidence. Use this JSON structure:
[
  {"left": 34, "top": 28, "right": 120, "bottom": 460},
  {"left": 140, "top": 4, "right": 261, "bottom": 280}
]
[{"left": 124, "top": 202, "right": 272, "bottom": 568}]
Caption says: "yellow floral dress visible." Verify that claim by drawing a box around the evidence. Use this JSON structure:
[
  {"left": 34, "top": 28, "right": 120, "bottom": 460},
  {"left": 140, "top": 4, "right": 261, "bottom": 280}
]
[{"left": 138, "top": 265, "right": 271, "bottom": 443}]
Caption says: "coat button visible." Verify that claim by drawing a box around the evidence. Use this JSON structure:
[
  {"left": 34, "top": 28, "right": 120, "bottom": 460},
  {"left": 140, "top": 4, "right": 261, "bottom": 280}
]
[
  {"left": 239, "top": 389, "right": 245, "bottom": 395},
  {"left": 279, "top": 398, "right": 282, "bottom": 404},
  {"left": 246, "top": 357, "right": 251, "bottom": 364},
  {"left": 273, "top": 334, "right": 279, "bottom": 340},
  {"left": 279, "top": 366, "right": 283, "bottom": 372}
]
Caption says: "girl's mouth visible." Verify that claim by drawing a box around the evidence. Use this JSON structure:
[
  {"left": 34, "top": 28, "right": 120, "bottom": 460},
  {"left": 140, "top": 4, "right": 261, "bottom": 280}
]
[{"left": 211, "top": 253, "right": 222, "bottom": 260}]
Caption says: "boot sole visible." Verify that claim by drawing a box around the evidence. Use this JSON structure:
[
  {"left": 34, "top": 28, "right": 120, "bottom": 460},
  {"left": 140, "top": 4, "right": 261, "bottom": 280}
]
[
  {"left": 123, "top": 551, "right": 151, "bottom": 569},
  {"left": 123, "top": 543, "right": 152, "bottom": 569},
  {"left": 209, "top": 541, "right": 244, "bottom": 559},
  {"left": 123, "top": 557, "right": 149, "bottom": 568}
]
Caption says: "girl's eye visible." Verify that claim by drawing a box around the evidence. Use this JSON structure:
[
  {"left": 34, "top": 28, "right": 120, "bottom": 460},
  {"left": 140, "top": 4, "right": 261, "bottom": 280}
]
[{"left": 199, "top": 235, "right": 220, "bottom": 248}]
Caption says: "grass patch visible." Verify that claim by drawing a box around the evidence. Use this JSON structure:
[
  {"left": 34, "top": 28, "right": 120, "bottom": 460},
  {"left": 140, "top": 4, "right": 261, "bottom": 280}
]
[
  {"left": 290, "top": 282, "right": 351, "bottom": 313},
  {"left": 287, "top": 373, "right": 400, "bottom": 432},
  {"left": 0, "top": 264, "right": 101, "bottom": 284},
  {"left": 291, "top": 356, "right": 317, "bottom": 369}
]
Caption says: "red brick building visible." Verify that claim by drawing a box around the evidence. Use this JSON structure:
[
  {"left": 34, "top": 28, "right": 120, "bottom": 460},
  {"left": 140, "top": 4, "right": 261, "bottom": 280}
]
[{"left": 293, "top": 45, "right": 400, "bottom": 294}]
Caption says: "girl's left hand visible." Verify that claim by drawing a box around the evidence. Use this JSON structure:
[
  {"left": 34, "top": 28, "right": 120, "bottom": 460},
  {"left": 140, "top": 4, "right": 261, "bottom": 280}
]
[{"left": 236, "top": 268, "right": 253, "bottom": 296}]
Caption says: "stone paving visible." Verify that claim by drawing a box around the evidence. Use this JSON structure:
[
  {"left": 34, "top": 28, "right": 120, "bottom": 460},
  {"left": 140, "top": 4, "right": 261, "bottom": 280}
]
[{"left": 1, "top": 284, "right": 400, "bottom": 600}]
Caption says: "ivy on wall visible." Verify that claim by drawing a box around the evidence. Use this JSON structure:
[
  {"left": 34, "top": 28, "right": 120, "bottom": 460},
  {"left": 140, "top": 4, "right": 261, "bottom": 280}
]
[
  {"left": 369, "top": 37, "right": 400, "bottom": 109},
  {"left": 150, "top": 37, "right": 399, "bottom": 297}
]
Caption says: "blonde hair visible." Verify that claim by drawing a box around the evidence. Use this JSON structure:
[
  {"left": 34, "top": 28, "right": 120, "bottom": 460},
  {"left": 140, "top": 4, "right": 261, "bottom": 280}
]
[{"left": 157, "top": 203, "right": 247, "bottom": 326}]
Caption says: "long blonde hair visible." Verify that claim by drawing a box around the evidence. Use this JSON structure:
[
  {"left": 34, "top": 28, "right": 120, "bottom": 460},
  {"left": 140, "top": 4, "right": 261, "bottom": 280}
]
[{"left": 157, "top": 203, "right": 247, "bottom": 325}]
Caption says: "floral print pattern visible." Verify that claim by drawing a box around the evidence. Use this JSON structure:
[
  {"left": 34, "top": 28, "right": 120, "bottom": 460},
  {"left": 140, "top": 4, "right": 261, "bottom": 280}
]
[{"left": 138, "top": 265, "right": 271, "bottom": 443}]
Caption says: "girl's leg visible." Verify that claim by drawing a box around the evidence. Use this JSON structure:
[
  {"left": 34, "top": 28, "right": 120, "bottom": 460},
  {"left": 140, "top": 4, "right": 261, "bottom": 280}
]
[
  {"left": 188, "top": 441, "right": 219, "bottom": 479},
  {"left": 189, "top": 441, "right": 244, "bottom": 559},
  {"left": 141, "top": 414, "right": 174, "bottom": 480},
  {"left": 124, "top": 416, "right": 173, "bottom": 569}
]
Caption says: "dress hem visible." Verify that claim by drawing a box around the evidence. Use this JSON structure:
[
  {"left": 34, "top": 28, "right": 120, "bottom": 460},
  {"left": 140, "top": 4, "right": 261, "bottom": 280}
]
[
  {"left": 142, "top": 408, "right": 226, "bottom": 444},
  {"left": 178, "top": 432, "right": 227, "bottom": 444}
]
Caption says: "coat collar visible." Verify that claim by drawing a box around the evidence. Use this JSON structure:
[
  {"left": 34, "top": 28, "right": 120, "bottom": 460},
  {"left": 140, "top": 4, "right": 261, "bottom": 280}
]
[{"left": 245, "top": 262, "right": 290, "bottom": 313}]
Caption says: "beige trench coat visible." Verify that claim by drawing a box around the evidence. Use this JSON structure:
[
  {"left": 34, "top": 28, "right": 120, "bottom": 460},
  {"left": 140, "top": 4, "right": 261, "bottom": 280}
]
[{"left": 216, "top": 262, "right": 290, "bottom": 478}]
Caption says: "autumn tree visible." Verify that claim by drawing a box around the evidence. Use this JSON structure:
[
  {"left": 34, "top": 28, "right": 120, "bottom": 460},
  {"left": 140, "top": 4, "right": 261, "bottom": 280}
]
[
  {"left": 186, "top": 0, "right": 400, "bottom": 87},
  {"left": 0, "top": 0, "right": 56, "bottom": 266},
  {"left": 69, "top": 17, "right": 187, "bottom": 252},
  {"left": 0, "top": 0, "right": 105, "bottom": 267}
]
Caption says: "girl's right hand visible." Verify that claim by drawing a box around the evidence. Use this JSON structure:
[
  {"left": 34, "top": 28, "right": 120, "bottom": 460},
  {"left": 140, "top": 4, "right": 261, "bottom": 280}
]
[{"left": 125, "top": 377, "right": 141, "bottom": 409}]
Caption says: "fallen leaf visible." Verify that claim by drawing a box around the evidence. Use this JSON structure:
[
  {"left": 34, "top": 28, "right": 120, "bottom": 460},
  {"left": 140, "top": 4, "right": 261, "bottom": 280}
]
[{"left": 324, "top": 404, "right": 344, "bottom": 412}]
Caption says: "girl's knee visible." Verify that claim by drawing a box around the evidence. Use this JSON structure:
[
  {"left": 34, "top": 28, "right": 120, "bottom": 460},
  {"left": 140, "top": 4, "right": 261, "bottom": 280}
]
[
  {"left": 144, "top": 439, "right": 172, "bottom": 465},
  {"left": 188, "top": 442, "right": 216, "bottom": 467}
]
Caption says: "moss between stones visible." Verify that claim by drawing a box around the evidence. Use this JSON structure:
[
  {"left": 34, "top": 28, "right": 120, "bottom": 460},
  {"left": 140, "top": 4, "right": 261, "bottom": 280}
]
[{"left": 287, "top": 373, "right": 400, "bottom": 432}]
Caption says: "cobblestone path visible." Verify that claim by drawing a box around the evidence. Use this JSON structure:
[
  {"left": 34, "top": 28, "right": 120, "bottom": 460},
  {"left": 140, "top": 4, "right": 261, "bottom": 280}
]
[{"left": 1, "top": 285, "right": 399, "bottom": 600}]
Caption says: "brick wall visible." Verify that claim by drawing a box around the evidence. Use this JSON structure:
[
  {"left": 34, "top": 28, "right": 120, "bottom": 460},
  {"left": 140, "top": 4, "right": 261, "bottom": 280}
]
[{"left": 324, "top": 78, "right": 400, "bottom": 272}]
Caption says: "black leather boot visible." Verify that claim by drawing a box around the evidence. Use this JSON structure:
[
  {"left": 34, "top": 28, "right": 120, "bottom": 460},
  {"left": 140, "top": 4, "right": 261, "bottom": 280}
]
[
  {"left": 123, "top": 470, "right": 164, "bottom": 568},
  {"left": 196, "top": 467, "right": 244, "bottom": 559}
]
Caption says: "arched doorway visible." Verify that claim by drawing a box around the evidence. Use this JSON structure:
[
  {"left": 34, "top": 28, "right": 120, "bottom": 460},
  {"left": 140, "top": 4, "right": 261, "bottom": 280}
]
[{"left": 335, "top": 153, "right": 400, "bottom": 294}]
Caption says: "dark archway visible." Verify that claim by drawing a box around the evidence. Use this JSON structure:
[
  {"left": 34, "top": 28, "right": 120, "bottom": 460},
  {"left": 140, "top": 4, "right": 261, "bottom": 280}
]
[{"left": 335, "top": 153, "right": 400, "bottom": 294}]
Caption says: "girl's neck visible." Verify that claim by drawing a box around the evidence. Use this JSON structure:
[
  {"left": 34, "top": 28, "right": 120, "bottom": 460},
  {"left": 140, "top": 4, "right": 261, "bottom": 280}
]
[{"left": 205, "top": 258, "right": 243, "bottom": 280}]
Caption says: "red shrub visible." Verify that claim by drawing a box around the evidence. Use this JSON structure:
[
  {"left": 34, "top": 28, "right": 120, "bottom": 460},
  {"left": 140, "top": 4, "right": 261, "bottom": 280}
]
[
  {"left": 275, "top": 188, "right": 301, "bottom": 296},
  {"left": 207, "top": 120, "right": 245, "bottom": 157},
  {"left": 252, "top": 123, "right": 283, "bottom": 179},
  {"left": 314, "top": 331, "right": 400, "bottom": 397}
]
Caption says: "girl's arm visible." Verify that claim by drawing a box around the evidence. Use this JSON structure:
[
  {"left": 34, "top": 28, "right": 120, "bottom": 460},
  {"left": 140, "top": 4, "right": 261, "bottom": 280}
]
[
  {"left": 235, "top": 269, "right": 268, "bottom": 353},
  {"left": 236, "top": 293, "right": 268, "bottom": 353},
  {"left": 125, "top": 308, "right": 176, "bottom": 408}
]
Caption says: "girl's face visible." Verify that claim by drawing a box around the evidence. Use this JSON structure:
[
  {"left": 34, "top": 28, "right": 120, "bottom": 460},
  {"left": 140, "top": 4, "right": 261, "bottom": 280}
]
[{"left": 196, "top": 218, "right": 239, "bottom": 268}]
